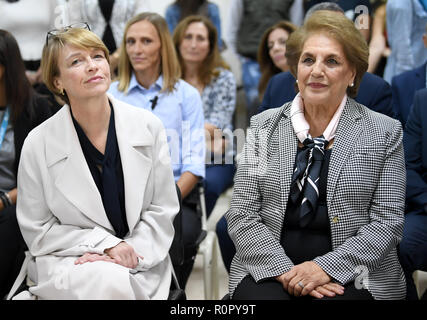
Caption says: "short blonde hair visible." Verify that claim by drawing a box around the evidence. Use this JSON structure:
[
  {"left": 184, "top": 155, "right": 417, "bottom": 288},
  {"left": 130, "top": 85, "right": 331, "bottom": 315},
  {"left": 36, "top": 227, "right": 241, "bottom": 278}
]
[
  {"left": 286, "top": 10, "right": 369, "bottom": 98},
  {"left": 41, "top": 27, "right": 109, "bottom": 105},
  {"left": 117, "top": 12, "right": 181, "bottom": 93}
]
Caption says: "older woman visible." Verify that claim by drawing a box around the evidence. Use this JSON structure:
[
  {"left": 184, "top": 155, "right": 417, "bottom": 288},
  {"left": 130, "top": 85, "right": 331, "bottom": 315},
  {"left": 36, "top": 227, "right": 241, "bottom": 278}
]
[
  {"left": 226, "top": 10, "right": 406, "bottom": 300},
  {"left": 11, "top": 25, "right": 179, "bottom": 300},
  {"left": 257, "top": 20, "right": 296, "bottom": 100},
  {"left": 108, "top": 12, "right": 205, "bottom": 289},
  {"left": 173, "top": 15, "right": 236, "bottom": 216}
]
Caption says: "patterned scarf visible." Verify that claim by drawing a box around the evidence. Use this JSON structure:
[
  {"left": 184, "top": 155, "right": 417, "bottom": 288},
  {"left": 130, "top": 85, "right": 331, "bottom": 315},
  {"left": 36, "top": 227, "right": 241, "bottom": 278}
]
[{"left": 289, "top": 93, "right": 346, "bottom": 227}]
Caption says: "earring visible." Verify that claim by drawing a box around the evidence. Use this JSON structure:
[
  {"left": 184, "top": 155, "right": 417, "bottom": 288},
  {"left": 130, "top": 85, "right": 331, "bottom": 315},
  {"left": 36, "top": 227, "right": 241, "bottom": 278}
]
[
  {"left": 349, "top": 83, "right": 354, "bottom": 87},
  {"left": 296, "top": 79, "right": 299, "bottom": 83},
  {"left": 59, "top": 88, "right": 64, "bottom": 95}
]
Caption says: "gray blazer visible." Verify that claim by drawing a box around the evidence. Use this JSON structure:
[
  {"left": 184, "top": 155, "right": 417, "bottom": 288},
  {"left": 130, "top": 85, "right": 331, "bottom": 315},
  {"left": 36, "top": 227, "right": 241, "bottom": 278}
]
[{"left": 226, "top": 98, "right": 407, "bottom": 300}]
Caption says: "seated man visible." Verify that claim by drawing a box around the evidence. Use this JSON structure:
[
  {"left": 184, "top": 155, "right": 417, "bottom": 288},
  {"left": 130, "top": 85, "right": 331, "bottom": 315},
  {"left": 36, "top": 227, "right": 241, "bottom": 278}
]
[
  {"left": 390, "top": 23, "right": 427, "bottom": 128},
  {"left": 391, "top": 62, "right": 426, "bottom": 128},
  {"left": 258, "top": 71, "right": 394, "bottom": 117},
  {"left": 399, "top": 88, "right": 427, "bottom": 300}
]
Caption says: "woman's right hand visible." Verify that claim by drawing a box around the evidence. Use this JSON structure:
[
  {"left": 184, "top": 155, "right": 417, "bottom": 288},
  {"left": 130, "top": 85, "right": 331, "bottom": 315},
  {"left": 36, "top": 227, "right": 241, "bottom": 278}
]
[{"left": 104, "top": 241, "right": 142, "bottom": 269}]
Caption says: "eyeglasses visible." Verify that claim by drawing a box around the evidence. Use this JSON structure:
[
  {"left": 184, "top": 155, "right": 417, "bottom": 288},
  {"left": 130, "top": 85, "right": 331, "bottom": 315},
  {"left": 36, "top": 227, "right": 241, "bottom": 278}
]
[{"left": 45, "top": 22, "right": 91, "bottom": 46}]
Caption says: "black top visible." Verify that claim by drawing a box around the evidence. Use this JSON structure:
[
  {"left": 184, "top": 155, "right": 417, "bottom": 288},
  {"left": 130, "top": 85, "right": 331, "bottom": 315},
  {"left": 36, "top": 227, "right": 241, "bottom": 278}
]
[
  {"left": 281, "top": 148, "right": 332, "bottom": 264},
  {"left": 71, "top": 102, "right": 129, "bottom": 238},
  {"left": 13, "top": 93, "right": 53, "bottom": 174},
  {"left": 99, "top": 0, "right": 117, "bottom": 53}
]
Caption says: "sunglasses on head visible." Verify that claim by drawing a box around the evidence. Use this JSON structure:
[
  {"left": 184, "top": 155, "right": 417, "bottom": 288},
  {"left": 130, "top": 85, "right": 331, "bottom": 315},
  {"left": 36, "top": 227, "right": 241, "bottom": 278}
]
[{"left": 46, "top": 22, "right": 91, "bottom": 46}]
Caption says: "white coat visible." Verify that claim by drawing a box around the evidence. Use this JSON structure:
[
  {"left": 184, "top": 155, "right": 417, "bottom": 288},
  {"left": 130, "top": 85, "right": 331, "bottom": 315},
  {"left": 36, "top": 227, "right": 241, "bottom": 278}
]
[{"left": 14, "top": 95, "right": 179, "bottom": 300}]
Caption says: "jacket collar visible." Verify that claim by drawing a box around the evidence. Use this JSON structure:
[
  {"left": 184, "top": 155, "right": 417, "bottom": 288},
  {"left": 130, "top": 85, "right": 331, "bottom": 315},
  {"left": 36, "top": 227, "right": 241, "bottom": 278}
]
[
  {"left": 278, "top": 97, "right": 363, "bottom": 211},
  {"left": 128, "top": 73, "right": 163, "bottom": 93}
]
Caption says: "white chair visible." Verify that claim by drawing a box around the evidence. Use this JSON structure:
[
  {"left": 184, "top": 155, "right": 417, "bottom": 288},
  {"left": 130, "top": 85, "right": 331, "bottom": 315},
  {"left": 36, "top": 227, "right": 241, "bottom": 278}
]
[
  {"left": 196, "top": 181, "right": 219, "bottom": 300},
  {"left": 413, "top": 270, "right": 427, "bottom": 299}
]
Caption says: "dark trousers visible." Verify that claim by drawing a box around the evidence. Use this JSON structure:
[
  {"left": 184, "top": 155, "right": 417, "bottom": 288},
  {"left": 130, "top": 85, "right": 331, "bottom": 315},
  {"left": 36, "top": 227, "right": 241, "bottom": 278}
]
[
  {"left": 216, "top": 215, "right": 234, "bottom": 273},
  {"left": 0, "top": 204, "right": 26, "bottom": 299},
  {"left": 233, "top": 275, "right": 373, "bottom": 300},
  {"left": 205, "top": 164, "right": 235, "bottom": 216},
  {"left": 173, "top": 195, "right": 202, "bottom": 289},
  {"left": 398, "top": 210, "right": 427, "bottom": 300}
]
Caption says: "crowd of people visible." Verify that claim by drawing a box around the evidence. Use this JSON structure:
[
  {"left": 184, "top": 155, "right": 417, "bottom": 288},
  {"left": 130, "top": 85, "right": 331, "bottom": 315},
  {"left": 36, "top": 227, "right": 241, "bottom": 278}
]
[{"left": 0, "top": 0, "right": 426, "bottom": 301}]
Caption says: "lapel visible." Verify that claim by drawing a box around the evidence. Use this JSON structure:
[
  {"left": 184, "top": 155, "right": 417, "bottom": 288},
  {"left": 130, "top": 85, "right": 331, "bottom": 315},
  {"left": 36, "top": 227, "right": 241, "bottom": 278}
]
[
  {"left": 45, "top": 96, "right": 154, "bottom": 235},
  {"left": 414, "top": 63, "right": 426, "bottom": 85},
  {"left": 278, "top": 104, "right": 298, "bottom": 219},
  {"left": 111, "top": 95, "right": 153, "bottom": 234},
  {"left": 45, "top": 105, "right": 113, "bottom": 230},
  {"left": 326, "top": 98, "right": 363, "bottom": 208}
]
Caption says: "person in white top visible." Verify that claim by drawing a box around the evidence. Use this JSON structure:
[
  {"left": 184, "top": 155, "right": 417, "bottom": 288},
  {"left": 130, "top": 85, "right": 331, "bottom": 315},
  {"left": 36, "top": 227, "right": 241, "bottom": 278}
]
[
  {"left": 0, "top": 0, "right": 67, "bottom": 84},
  {"left": 9, "top": 25, "right": 178, "bottom": 300},
  {"left": 67, "top": 0, "right": 150, "bottom": 72}
]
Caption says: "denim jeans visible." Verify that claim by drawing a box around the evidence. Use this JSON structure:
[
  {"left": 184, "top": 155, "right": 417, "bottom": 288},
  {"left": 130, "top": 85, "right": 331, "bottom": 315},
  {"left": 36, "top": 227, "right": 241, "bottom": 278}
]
[{"left": 239, "top": 56, "right": 261, "bottom": 112}]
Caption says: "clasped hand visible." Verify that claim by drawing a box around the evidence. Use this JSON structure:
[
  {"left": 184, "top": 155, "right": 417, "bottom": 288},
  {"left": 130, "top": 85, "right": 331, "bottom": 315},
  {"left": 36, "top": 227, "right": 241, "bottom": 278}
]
[
  {"left": 276, "top": 261, "right": 345, "bottom": 299},
  {"left": 75, "top": 241, "right": 143, "bottom": 269}
]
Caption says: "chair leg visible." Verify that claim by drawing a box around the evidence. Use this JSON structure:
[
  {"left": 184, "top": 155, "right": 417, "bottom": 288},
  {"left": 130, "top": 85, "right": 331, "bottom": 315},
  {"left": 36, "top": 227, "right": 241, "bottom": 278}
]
[
  {"left": 211, "top": 234, "right": 219, "bottom": 300},
  {"left": 201, "top": 231, "right": 219, "bottom": 300},
  {"left": 413, "top": 270, "right": 427, "bottom": 299}
]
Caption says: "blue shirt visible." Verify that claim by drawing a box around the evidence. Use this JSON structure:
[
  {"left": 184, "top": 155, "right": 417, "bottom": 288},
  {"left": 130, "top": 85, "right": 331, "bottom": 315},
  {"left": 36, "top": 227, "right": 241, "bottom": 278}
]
[
  {"left": 165, "top": 2, "right": 223, "bottom": 50},
  {"left": 108, "top": 74, "right": 206, "bottom": 181}
]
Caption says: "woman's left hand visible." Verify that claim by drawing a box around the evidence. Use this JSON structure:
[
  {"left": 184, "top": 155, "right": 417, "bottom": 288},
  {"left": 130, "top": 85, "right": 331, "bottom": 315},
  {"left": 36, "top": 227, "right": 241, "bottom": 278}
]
[
  {"left": 279, "top": 261, "right": 331, "bottom": 297},
  {"left": 74, "top": 252, "right": 117, "bottom": 265}
]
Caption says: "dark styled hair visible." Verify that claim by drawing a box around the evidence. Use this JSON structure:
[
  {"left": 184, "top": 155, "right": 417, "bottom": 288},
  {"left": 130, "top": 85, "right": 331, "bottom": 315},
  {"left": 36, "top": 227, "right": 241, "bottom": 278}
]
[{"left": 0, "top": 29, "right": 34, "bottom": 124}]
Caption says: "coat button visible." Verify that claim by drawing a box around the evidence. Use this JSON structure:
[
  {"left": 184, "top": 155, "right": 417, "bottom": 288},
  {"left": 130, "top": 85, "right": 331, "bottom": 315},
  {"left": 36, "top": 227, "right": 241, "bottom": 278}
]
[{"left": 332, "top": 216, "right": 339, "bottom": 223}]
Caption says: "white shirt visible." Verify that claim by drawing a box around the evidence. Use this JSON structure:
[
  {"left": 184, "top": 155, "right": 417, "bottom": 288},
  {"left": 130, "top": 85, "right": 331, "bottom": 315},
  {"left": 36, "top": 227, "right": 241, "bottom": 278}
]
[
  {"left": 0, "top": 0, "right": 65, "bottom": 61},
  {"left": 66, "top": 0, "right": 151, "bottom": 50}
]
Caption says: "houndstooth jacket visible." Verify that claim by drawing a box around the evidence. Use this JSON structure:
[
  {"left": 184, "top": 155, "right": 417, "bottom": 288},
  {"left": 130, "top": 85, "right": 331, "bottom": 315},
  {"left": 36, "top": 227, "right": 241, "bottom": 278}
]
[{"left": 226, "top": 98, "right": 407, "bottom": 300}]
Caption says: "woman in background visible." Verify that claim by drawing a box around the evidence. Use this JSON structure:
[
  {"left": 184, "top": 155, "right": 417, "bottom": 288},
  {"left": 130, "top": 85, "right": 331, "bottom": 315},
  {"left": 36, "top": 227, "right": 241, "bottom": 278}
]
[
  {"left": 109, "top": 12, "right": 205, "bottom": 289},
  {"left": 173, "top": 15, "right": 236, "bottom": 217},
  {"left": 367, "top": 0, "right": 390, "bottom": 77},
  {"left": 0, "top": 30, "right": 52, "bottom": 299},
  {"left": 257, "top": 21, "right": 296, "bottom": 100}
]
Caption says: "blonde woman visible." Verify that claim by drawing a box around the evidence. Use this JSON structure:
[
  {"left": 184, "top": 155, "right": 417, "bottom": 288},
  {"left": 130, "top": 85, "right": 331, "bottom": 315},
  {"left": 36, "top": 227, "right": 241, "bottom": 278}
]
[
  {"left": 11, "top": 25, "right": 179, "bottom": 300},
  {"left": 108, "top": 12, "right": 205, "bottom": 289}
]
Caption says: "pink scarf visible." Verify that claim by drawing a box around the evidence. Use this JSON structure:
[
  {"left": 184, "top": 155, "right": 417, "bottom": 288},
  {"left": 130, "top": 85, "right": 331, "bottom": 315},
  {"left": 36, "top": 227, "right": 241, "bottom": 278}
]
[{"left": 290, "top": 93, "right": 347, "bottom": 143}]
